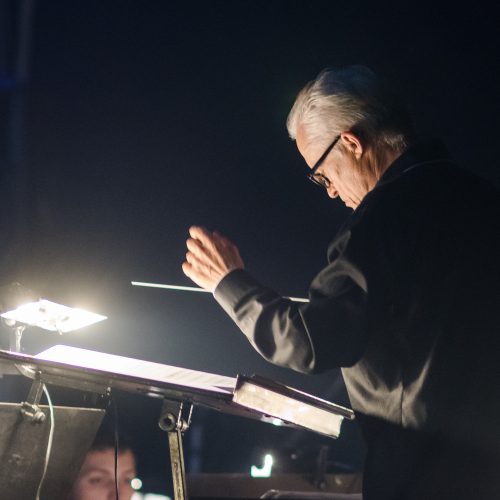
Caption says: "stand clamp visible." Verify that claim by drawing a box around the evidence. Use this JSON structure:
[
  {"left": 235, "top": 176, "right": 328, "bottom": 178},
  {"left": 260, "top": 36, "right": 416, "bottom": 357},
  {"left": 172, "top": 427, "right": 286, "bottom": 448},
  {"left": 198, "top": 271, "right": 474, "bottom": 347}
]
[{"left": 20, "top": 375, "right": 46, "bottom": 423}]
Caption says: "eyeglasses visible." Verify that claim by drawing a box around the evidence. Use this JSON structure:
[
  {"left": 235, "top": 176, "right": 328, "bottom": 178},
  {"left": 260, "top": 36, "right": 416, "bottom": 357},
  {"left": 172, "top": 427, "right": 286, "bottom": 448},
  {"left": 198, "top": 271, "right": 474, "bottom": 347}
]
[{"left": 306, "top": 134, "right": 341, "bottom": 189}]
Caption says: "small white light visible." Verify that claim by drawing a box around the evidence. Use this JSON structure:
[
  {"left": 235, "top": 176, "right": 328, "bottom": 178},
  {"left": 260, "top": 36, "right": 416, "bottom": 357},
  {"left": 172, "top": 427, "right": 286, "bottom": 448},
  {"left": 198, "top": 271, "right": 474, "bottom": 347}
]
[
  {"left": 131, "top": 477, "right": 142, "bottom": 490},
  {"left": 1, "top": 299, "right": 106, "bottom": 333},
  {"left": 250, "top": 453, "right": 274, "bottom": 478},
  {"left": 271, "top": 418, "right": 283, "bottom": 426}
]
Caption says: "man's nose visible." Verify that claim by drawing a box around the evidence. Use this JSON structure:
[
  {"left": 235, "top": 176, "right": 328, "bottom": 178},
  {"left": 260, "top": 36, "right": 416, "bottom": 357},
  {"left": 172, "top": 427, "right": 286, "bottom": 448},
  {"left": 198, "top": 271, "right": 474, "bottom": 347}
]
[
  {"left": 326, "top": 184, "right": 339, "bottom": 199},
  {"left": 107, "top": 485, "right": 120, "bottom": 500}
]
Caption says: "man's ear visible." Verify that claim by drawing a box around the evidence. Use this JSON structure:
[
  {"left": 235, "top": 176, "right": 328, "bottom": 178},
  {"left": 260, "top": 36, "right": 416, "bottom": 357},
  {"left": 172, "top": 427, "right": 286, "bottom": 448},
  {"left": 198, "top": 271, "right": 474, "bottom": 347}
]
[{"left": 340, "top": 131, "right": 364, "bottom": 159}]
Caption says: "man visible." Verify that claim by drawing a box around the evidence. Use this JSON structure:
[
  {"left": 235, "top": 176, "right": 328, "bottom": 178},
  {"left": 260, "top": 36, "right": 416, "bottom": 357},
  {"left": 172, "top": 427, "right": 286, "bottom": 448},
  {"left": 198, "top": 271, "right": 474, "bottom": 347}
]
[
  {"left": 67, "top": 433, "right": 137, "bottom": 500},
  {"left": 182, "top": 66, "right": 500, "bottom": 499}
]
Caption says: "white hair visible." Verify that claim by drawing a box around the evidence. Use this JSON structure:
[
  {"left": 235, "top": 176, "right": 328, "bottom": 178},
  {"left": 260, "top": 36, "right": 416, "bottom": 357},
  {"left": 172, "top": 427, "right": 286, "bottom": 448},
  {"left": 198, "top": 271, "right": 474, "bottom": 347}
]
[{"left": 287, "top": 66, "right": 414, "bottom": 153}]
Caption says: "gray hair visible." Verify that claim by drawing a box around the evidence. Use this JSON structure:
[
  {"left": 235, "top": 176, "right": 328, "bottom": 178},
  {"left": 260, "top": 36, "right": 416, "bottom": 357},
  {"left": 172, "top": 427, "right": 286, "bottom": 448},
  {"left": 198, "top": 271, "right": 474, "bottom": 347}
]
[{"left": 287, "top": 65, "right": 414, "bottom": 153}]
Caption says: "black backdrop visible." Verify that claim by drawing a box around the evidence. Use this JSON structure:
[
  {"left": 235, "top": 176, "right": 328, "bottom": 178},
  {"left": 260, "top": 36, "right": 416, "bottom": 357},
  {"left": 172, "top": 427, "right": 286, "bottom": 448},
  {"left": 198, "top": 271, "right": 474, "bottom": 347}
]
[{"left": 0, "top": 0, "right": 498, "bottom": 494}]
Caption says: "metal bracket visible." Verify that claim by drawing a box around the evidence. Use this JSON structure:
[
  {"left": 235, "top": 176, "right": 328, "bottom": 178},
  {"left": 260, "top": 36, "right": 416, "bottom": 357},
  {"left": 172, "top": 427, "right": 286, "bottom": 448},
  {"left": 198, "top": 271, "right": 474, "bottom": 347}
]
[
  {"left": 158, "top": 400, "right": 193, "bottom": 500},
  {"left": 20, "top": 373, "right": 46, "bottom": 423}
]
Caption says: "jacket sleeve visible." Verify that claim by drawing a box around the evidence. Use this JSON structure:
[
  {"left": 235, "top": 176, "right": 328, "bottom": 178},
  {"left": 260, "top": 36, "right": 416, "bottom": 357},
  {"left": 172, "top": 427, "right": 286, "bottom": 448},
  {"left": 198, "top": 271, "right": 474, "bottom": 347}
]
[{"left": 213, "top": 230, "right": 369, "bottom": 374}]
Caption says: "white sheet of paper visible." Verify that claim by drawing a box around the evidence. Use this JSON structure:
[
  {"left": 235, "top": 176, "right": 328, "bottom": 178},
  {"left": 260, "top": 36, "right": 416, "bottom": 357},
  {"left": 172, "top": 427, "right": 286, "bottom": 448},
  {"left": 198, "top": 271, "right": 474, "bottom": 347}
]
[{"left": 35, "top": 345, "right": 236, "bottom": 393}]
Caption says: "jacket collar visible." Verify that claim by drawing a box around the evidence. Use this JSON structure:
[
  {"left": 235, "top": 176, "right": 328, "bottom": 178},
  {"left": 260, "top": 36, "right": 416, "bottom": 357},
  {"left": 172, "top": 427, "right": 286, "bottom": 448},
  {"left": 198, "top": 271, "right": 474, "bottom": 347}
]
[{"left": 377, "top": 138, "right": 452, "bottom": 186}]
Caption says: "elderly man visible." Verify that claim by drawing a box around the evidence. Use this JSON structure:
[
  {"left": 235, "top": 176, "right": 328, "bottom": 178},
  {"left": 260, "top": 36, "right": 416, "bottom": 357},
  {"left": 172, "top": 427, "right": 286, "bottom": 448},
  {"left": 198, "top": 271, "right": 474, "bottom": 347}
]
[{"left": 182, "top": 66, "right": 500, "bottom": 499}]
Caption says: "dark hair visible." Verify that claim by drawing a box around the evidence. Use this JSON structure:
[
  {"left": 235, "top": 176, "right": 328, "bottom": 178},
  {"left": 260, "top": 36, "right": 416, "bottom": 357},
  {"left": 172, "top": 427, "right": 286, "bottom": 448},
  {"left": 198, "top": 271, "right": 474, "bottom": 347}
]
[{"left": 90, "top": 425, "right": 134, "bottom": 455}]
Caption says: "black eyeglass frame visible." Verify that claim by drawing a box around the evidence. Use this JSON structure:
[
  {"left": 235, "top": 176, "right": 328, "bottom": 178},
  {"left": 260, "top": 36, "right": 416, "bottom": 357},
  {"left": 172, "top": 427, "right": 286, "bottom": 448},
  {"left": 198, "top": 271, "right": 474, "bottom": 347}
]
[{"left": 306, "top": 134, "right": 341, "bottom": 188}]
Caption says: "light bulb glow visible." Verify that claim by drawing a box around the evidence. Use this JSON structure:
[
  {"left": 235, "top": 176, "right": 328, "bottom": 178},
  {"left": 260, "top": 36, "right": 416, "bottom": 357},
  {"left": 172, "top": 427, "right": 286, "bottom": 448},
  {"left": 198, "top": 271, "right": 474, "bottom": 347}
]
[
  {"left": 1, "top": 299, "right": 106, "bottom": 332},
  {"left": 250, "top": 453, "right": 273, "bottom": 478},
  {"left": 131, "top": 477, "right": 142, "bottom": 490}
]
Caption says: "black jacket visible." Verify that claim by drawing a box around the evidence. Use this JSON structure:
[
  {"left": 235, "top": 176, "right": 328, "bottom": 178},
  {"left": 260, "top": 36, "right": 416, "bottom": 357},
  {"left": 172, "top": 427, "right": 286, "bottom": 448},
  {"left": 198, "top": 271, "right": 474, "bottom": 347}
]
[{"left": 214, "top": 140, "right": 500, "bottom": 499}]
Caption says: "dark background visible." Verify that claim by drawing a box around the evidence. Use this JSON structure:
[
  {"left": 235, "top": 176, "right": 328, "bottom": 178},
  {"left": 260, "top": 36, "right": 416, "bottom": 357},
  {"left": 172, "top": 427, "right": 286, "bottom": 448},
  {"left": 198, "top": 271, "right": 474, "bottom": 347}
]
[{"left": 1, "top": 0, "right": 498, "bottom": 495}]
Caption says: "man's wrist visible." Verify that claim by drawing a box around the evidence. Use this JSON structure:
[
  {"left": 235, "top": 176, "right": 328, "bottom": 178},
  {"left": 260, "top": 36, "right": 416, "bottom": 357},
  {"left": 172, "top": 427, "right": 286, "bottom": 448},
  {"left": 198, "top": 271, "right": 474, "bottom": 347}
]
[{"left": 213, "top": 268, "right": 246, "bottom": 295}]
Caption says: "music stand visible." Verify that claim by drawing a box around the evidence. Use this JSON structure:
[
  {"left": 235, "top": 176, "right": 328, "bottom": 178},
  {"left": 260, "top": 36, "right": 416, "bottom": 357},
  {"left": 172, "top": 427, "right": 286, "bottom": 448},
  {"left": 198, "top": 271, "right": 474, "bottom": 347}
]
[
  {"left": 0, "top": 401, "right": 104, "bottom": 499},
  {"left": 0, "top": 345, "right": 354, "bottom": 500}
]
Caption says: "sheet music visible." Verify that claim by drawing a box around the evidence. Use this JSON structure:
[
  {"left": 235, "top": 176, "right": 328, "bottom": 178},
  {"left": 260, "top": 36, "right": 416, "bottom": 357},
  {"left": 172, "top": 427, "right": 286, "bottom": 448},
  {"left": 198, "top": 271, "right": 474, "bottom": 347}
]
[{"left": 35, "top": 345, "right": 236, "bottom": 394}]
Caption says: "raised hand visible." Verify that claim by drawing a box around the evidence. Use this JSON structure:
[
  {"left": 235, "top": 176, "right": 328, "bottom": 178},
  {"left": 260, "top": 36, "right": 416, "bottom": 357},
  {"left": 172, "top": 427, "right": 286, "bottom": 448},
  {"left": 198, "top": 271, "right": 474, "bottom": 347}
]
[{"left": 182, "top": 226, "right": 244, "bottom": 291}]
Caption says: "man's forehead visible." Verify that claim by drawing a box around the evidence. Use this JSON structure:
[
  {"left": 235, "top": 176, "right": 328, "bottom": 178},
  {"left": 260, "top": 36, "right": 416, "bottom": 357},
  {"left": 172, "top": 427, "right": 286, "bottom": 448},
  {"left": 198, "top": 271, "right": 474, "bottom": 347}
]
[
  {"left": 296, "top": 124, "right": 323, "bottom": 167},
  {"left": 295, "top": 124, "right": 312, "bottom": 164},
  {"left": 81, "top": 449, "right": 136, "bottom": 472}
]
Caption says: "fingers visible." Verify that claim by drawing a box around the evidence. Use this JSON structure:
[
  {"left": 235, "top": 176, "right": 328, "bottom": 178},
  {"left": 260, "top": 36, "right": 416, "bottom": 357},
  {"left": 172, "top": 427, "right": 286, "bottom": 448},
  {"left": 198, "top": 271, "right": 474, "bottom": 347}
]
[
  {"left": 189, "top": 226, "right": 218, "bottom": 252},
  {"left": 190, "top": 226, "right": 232, "bottom": 249},
  {"left": 183, "top": 225, "right": 245, "bottom": 291},
  {"left": 186, "top": 238, "right": 225, "bottom": 277},
  {"left": 182, "top": 261, "right": 213, "bottom": 291},
  {"left": 185, "top": 248, "right": 215, "bottom": 277},
  {"left": 186, "top": 238, "right": 214, "bottom": 267},
  {"left": 189, "top": 225, "right": 209, "bottom": 239},
  {"left": 185, "top": 249, "right": 207, "bottom": 275},
  {"left": 187, "top": 226, "right": 235, "bottom": 272},
  {"left": 184, "top": 234, "right": 220, "bottom": 287},
  {"left": 182, "top": 259, "right": 208, "bottom": 279},
  {"left": 181, "top": 261, "right": 192, "bottom": 277}
]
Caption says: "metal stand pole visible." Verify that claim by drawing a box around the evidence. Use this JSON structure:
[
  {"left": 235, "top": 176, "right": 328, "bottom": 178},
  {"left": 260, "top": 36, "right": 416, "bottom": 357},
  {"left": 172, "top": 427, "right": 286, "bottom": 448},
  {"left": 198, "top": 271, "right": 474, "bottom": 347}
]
[
  {"left": 158, "top": 400, "right": 193, "bottom": 500},
  {"left": 168, "top": 427, "right": 187, "bottom": 500}
]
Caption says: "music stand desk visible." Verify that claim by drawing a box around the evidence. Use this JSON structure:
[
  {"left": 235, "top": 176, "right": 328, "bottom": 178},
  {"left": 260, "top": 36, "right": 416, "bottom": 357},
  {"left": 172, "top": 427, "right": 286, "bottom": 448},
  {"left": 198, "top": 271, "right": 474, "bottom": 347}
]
[{"left": 0, "top": 346, "right": 354, "bottom": 500}]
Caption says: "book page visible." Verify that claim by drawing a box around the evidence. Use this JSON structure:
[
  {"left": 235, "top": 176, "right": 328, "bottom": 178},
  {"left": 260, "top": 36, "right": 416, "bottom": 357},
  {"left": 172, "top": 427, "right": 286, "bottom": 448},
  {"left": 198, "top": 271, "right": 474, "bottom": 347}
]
[{"left": 35, "top": 345, "right": 236, "bottom": 393}]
